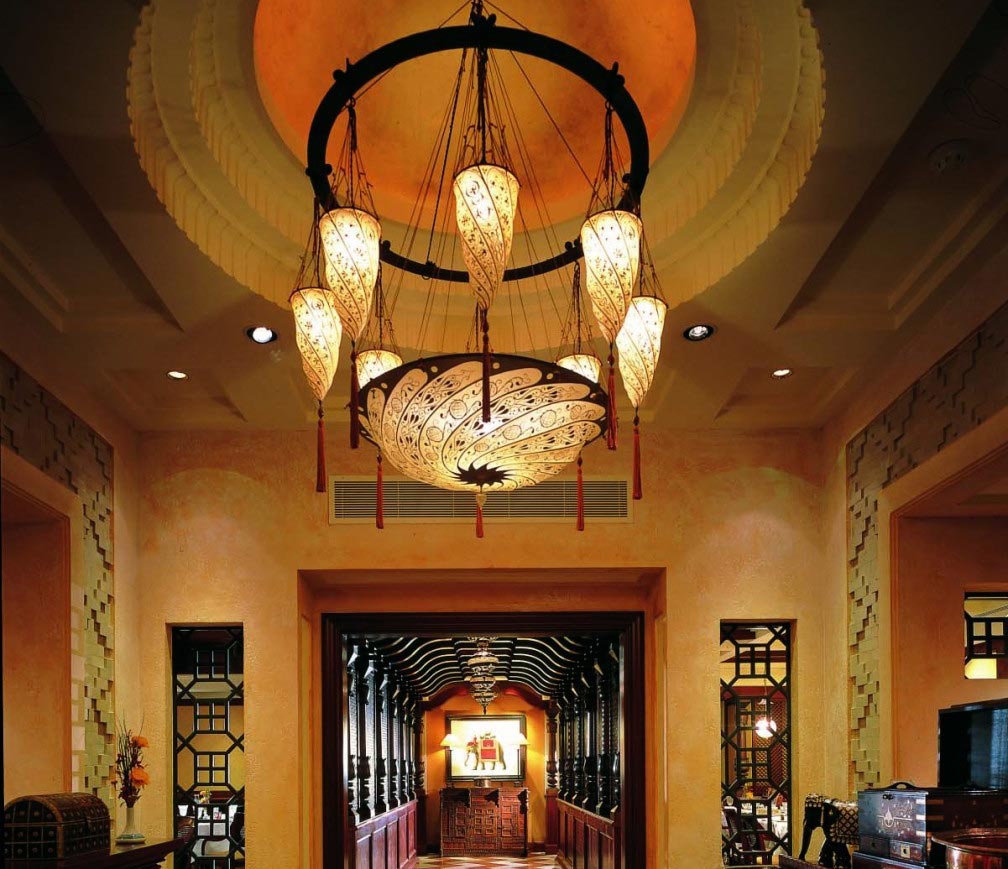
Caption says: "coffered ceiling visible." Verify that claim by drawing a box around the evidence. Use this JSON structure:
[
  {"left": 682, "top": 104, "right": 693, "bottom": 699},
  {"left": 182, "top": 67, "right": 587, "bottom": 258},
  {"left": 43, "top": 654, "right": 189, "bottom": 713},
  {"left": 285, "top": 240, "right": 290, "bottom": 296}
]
[{"left": 0, "top": 1, "right": 1006, "bottom": 434}]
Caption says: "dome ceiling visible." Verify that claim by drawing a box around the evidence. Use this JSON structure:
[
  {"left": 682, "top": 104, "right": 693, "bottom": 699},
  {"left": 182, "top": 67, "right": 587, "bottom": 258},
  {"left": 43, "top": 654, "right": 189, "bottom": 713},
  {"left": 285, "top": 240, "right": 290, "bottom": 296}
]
[{"left": 253, "top": 0, "right": 697, "bottom": 228}]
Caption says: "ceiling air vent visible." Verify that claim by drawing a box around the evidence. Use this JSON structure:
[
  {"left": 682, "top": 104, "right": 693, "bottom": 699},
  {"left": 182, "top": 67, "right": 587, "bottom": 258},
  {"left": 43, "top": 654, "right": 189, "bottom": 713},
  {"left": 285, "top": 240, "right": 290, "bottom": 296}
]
[{"left": 329, "top": 477, "right": 630, "bottom": 524}]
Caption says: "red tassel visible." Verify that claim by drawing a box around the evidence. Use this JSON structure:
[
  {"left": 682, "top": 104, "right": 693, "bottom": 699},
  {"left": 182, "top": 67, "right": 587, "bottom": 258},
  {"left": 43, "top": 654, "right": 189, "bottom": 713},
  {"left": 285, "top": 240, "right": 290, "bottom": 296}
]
[
  {"left": 316, "top": 401, "right": 326, "bottom": 493},
  {"left": 481, "top": 312, "right": 491, "bottom": 423},
  {"left": 633, "top": 413, "right": 642, "bottom": 501},
  {"left": 349, "top": 346, "right": 360, "bottom": 450},
  {"left": 576, "top": 454, "right": 585, "bottom": 531},
  {"left": 475, "top": 492, "right": 485, "bottom": 539},
  {"left": 606, "top": 348, "right": 618, "bottom": 450},
  {"left": 376, "top": 453, "right": 384, "bottom": 529}
]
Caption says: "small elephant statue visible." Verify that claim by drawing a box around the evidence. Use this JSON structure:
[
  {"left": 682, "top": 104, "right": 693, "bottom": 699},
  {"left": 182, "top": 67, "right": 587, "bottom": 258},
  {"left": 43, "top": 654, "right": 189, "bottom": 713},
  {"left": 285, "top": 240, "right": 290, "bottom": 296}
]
[{"left": 799, "top": 794, "right": 858, "bottom": 869}]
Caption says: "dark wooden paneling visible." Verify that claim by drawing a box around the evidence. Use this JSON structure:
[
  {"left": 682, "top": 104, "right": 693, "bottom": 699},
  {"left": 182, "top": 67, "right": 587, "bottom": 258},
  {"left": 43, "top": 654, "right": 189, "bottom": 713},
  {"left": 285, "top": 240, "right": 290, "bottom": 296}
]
[
  {"left": 556, "top": 800, "right": 619, "bottom": 869},
  {"left": 349, "top": 801, "right": 418, "bottom": 869}
]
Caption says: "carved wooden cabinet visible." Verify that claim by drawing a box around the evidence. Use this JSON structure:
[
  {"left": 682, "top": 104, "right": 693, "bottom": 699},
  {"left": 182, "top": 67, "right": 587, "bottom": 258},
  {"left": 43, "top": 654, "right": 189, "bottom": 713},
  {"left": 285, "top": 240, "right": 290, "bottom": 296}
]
[{"left": 440, "top": 787, "right": 528, "bottom": 857}]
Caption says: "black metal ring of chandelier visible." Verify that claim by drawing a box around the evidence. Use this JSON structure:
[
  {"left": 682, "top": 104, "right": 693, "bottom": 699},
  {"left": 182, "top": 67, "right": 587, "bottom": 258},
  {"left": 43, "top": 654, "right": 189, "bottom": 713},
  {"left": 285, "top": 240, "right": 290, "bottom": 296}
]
[{"left": 305, "top": 14, "right": 650, "bottom": 283}]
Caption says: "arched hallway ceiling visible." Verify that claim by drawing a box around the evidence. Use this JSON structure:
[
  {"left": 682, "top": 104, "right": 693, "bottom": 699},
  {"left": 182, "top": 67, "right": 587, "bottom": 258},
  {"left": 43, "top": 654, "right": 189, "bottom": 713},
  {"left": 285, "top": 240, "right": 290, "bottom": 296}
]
[
  {"left": 0, "top": 2, "right": 1006, "bottom": 432},
  {"left": 369, "top": 635, "right": 601, "bottom": 700}
]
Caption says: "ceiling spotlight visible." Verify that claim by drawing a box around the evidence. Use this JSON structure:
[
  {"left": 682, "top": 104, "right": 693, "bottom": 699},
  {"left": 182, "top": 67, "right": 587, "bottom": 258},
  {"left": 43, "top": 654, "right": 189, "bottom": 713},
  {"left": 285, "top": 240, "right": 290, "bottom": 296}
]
[
  {"left": 246, "top": 325, "right": 277, "bottom": 344},
  {"left": 683, "top": 324, "right": 715, "bottom": 342},
  {"left": 166, "top": 370, "right": 188, "bottom": 380},
  {"left": 771, "top": 368, "right": 793, "bottom": 379}
]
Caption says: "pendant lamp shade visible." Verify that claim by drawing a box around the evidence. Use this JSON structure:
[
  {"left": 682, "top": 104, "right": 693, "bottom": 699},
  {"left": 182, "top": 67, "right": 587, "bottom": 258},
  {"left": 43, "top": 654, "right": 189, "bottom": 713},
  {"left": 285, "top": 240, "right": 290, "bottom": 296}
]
[
  {"left": 580, "top": 209, "right": 642, "bottom": 343},
  {"left": 557, "top": 353, "right": 603, "bottom": 385},
  {"left": 615, "top": 295, "right": 668, "bottom": 409},
  {"left": 290, "top": 286, "right": 343, "bottom": 402},
  {"left": 318, "top": 207, "right": 381, "bottom": 341},
  {"left": 356, "top": 348, "right": 404, "bottom": 388},
  {"left": 453, "top": 164, "right": 520, "bottom": 311}
]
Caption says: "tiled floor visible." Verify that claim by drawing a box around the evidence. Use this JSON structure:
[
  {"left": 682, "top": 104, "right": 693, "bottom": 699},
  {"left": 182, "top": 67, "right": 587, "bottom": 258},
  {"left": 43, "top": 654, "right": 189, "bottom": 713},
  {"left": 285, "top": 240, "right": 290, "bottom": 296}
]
[{"left": 417, "top": 856, "right": 558, "bottom": 868}]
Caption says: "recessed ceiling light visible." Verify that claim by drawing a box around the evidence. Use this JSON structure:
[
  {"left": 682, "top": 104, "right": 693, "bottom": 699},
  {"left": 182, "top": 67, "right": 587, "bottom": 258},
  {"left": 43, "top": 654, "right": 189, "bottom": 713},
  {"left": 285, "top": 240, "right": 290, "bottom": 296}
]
[
  {"left": 246, "top": 325, "right": 278, "bottom": 344},
  {"left": 771, "top": 368, "right": 793, "bottom": 379},
  {"left": 683, "top": 324, "right": 715, "bottom": 341},
  {"left": 166, "top": 370, "right": 188, "bottom": 380}
]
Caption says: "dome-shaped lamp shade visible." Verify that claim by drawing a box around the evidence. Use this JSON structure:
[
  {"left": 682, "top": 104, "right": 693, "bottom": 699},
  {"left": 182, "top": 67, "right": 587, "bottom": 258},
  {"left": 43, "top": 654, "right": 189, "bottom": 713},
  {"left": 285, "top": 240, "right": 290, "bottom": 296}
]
[
  {"left": 615, "top": 296, "right": 668, "bottom": 409},
  {"left": 318, "top": 207, "right": 380, "bottom": 342},
  {"left": 754, "top": 716, "right": 778, "bottom": 739},
  {"left": 290, "top": 286, "right": 343, "bottom": 402},
  {"left": 453, "top": 164, "right": 520, "bottom": 311},
  {"left": 355, "top": 349, "right": 404, "bottom": 388},
  {"left": 557, "top": 353, "right": 602, "bottom": 385},
  {"left": 359, "top": 354, "right": 608, "bottom": 493},
  {"left": 580, "top": 209, "right": 643, "bottom": 343}
]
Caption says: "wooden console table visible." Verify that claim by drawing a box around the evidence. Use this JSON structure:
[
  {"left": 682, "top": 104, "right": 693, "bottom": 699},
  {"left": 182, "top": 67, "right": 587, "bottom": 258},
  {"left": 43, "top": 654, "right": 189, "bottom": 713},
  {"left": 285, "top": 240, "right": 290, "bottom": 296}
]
[
  {"left": 440, "top": 787, "right": 528, "bottom": 857},
  {"left": 5, "top": 833, "right": 192, "bottom": 869}
]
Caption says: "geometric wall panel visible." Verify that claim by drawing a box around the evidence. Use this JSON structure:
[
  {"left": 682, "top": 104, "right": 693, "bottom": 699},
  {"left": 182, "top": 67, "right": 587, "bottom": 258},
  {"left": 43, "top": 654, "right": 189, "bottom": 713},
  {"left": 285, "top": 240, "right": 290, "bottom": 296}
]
[
  {"left": 845, "top": 302, "right": 1008, "bottom": 790},
  {"left": 0, "top": 352, "right": 115, "bottom": 807}
]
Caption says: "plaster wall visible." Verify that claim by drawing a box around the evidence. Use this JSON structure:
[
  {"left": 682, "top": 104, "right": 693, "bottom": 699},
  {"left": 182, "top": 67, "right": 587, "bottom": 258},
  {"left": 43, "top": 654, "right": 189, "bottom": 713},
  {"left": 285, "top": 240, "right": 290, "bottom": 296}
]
[
  {"left": 893, "top": 517, "right": 1008, "bottom": 785},
  {"left": 423, "top": 694, "right": 546, "bottom": 847},
  {"left": 134, "top": 423, "right": 843, "bottom": 869},
  {"left": 1, "top": 518, "right": 71, "bottom": 800}
]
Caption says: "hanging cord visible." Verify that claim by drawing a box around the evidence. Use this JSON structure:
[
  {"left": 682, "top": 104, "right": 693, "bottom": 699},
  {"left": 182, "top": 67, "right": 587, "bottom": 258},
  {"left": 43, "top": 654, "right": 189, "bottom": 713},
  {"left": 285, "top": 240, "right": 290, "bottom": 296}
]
[
  {"left": 606, "top": 345, "right": 618, "bottom": 450},
  {"left": 576, "top": 453, "right": 585, "bottom": 532},
  {"left": 480, "top": 305, "right": 492, "bottom": 422},
  {"left": 475, "top": 489, "right": 486, "bottom": 538}
]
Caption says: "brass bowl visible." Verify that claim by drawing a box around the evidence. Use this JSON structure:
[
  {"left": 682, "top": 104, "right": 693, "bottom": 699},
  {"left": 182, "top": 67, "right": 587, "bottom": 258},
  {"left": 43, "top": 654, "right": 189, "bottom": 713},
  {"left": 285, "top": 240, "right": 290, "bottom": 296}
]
[{"left": 932, "top": 829, "right": 1008, "bottom": 869}]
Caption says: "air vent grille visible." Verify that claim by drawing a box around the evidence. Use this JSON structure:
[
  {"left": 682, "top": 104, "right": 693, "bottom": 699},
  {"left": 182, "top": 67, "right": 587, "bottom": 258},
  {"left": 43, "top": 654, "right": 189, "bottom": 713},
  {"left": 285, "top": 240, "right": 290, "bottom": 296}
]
[{"left": 329, "top": 477, "right": 630, "bottom": 524}]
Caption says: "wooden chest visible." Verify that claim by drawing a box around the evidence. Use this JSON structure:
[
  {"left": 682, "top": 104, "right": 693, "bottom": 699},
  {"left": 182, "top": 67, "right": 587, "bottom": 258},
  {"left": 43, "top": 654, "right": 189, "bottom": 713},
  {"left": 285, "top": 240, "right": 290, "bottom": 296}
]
[
  {"left": 3, "top": 793, "right": 111, "bottom": 862},
  {"left": 440, "top": 786, "right": 528, "bottom": 857},
  {"left": 857, "top": 782, "right": 1008, "bottom": 866}
]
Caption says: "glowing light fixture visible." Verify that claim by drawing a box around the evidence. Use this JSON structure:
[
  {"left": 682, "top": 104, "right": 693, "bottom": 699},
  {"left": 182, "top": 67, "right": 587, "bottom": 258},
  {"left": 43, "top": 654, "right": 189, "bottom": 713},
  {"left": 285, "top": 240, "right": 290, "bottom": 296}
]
[
  {"left": 359, "top": 354, "right": 608, "bottom": 495},
  {"left": 557, "top": 353, "right": 602, "bottom": 385},
  {"left": 318, "top": 207, "right": 380, "bottom": 342},
  {"left": 616, "top": 296, "right": 668, "bottom": 411},
  {"left": 453, "top": 164, "right": 520, "bottom": 312},
  {"left": 772, "top": 368, "right": 793, "bottom": 379},
  {"left": 684, "top": 324, "right": 715, "bottom": 342},
  {"left": 580, "top": 209, "right": 642, "bottom": 343},
  {"left": 355, "top": 348, "right": 404, "bottom": 388},
  {"left": 290, "top": 287, "right": 343, "bottom": 408},
  {"left": 166, "top": 370, "right": 188, "bottom": 380},
  {"left": 755, "top": 715, "right": 778, "bottom": 739},
  {"left": 246, "top": 325, "right": 278, "bottom": 344}
]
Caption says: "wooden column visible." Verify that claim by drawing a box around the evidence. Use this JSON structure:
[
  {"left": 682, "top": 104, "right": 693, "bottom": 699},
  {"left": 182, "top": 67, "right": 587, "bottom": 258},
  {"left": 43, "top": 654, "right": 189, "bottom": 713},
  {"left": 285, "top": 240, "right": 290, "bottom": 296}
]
[
  {"left": 411, "top": 689, "right": 427, "bottom": 855},
  {"left": 385, "top": 669, "right": 399, "bottom": 810},
  {"left": 353, "top": 641, "right": 372, "bottom": 821},
  {"left": 545, "top": 699, "right": 560, "bottom": 853},
  {"left": 581, "top": 650, "right": 597, "bottom": 812},
  {"left": 372, "top": 649, "right": 387, "bottom": 816},
  {"left": 608, "top": 640, "right": 622, "bottom": 816}
]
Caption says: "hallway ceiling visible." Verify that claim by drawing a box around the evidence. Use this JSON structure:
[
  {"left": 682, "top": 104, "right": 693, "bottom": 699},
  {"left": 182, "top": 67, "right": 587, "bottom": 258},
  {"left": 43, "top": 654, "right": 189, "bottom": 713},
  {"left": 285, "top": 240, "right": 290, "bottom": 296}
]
[
  {"left": 1, "top": 2, "right": 1007, "bottom": 433},
  {"left": 369, "top": 635, "right": 600, "bottom": 700}
]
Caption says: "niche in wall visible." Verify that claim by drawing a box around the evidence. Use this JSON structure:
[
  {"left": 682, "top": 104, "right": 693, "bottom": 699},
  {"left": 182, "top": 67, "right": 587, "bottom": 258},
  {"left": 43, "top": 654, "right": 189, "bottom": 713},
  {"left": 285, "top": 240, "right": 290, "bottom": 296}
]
[
  {"left": 172, "top": 626, "right": 245, "bottom": 868},
  {"left": 964, "top": 593, "right": 1008, "bottom": 679}
]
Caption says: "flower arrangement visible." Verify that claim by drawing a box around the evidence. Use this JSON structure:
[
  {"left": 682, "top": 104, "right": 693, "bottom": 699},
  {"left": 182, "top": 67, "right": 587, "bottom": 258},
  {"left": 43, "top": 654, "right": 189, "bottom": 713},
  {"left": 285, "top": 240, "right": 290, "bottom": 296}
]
[{"left": 114, "top": 720, "right": 150, "bottom": 807}]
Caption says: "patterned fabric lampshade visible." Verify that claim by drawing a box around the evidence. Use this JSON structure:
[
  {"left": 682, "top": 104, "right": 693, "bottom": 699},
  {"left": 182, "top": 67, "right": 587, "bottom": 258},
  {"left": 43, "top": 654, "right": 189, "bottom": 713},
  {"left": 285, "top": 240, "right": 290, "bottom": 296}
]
[
  {"left": 318, "top": 207, "right": 380, "bottom": 342},
  {"left": 355, "top": 348, "right": 404, "bottom": 388},
  {"left": 579, "top": 209, "right": 642, "bottom": 343},
  {"left": 453, "top": 164, "right": 520, "bottom": 311},
  {"left": 616, "top": 295, "right": 668, "bottom": 409},
  {"left": 290, "top": 286, "right": 343, "bottom": 404},
  {"left": 556, "top": 353, "right": 602, "bottom": 385}
]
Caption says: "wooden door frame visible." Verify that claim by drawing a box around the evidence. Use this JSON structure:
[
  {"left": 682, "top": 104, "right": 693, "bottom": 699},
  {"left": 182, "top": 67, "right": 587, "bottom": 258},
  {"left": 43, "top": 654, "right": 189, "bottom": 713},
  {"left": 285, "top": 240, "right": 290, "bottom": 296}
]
[{"left": 321, "top": 610, "right": 647, "bottom": 869}]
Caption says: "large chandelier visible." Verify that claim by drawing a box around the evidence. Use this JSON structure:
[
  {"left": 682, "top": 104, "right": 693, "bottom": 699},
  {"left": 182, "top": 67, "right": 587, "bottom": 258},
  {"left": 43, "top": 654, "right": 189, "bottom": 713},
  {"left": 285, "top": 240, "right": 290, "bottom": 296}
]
[{"left": 292, "top": 0, "right": 669, "bottom": 533}]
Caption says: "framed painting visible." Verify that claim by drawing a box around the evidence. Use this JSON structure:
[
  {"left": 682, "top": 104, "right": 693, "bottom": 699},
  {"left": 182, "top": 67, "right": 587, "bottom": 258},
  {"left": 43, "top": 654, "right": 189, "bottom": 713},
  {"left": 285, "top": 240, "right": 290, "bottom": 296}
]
[{"left": 444, "top": 713, "right": 526, "bottom": 783}]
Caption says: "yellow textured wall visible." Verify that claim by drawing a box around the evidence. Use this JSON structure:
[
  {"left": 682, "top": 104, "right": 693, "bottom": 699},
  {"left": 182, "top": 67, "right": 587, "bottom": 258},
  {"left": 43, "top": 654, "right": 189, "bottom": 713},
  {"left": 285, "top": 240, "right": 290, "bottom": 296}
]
[
  {"left": 130, "top": 424, "right": 843, "bottom": 869},
  {"left": 894, "top": 517, "right": 1008, "bottom": 785},
  {"left": 423, "top": 693, "right": 547, "bottom": 847},
  {"left": 2, "top": 519, "right": 71, "bottom": 800}
]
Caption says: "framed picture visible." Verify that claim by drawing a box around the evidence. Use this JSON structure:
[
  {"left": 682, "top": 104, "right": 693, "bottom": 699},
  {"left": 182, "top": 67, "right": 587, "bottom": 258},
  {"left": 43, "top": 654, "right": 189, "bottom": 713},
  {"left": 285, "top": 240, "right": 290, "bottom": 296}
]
[{"left": 444, "top": 713, "right": 526, "bottom": 783}]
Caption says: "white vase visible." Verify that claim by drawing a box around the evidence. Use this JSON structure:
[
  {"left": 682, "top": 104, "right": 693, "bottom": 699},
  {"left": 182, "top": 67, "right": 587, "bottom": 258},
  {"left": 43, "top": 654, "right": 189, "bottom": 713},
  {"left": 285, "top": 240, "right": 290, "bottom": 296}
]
[{"left": 116, "top": 802, "right": 146, "bottom": 844}]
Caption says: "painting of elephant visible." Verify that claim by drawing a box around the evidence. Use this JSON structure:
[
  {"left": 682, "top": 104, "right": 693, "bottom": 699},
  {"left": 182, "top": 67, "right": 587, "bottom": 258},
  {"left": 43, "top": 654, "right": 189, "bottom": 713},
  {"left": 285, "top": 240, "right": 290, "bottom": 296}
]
[
  {"left": 798, "top": 793, "right": 858, "bottom": 869},
  {"left": 464, "top": 734, "right": 507, "bottom": 771}
]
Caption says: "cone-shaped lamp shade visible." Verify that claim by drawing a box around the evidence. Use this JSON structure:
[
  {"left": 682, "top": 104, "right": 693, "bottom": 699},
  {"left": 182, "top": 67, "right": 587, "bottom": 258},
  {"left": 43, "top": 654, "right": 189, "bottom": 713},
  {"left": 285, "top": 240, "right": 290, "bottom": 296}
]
[
  {"left": 356, "top": 348, "right": 404, "bottom": 387},
  {"left": 557, "top": 353, "right": 602, "bottom": 385},
  {"left": 290, "top": 286, "right": 343, "bottom": 402},
  {"left": 453, "top": 164, "right": 520, "bottom": 311},
  {"left": 318, "top": 207, "right": 380, "bottom": 341},
  {"left": 616, "top": 296, "right": 667, "bottom": 409},
  {"left": 580, "top": 209, "right": 642, "bottom": 342}
]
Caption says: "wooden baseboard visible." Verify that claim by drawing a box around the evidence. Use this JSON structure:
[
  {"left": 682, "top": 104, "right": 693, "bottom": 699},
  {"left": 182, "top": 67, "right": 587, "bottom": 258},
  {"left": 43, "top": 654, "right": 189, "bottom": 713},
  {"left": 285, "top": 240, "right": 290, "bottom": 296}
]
[{"left": 529, "top": 841, "right": 545, "bottom": 853}]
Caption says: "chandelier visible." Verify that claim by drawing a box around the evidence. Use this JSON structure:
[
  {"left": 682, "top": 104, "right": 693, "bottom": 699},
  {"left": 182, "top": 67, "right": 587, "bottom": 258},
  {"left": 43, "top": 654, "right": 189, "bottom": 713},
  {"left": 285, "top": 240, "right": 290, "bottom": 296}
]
[
  {"left": 465, "top": 637, "right": 500, "bottom": 713},
  {"left": 292, "top": 1, "right": 669, "bottom": 533}
]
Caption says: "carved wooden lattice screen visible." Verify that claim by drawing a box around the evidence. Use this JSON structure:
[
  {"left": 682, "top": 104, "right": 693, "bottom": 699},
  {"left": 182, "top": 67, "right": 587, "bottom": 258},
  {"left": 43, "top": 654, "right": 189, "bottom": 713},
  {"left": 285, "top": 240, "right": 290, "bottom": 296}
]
[
  {"left": 720, "top": 622, "right": 792, "bottom": 863},
  {"left": 172, "top": 626, "right": 246, "bottom": 868}
]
